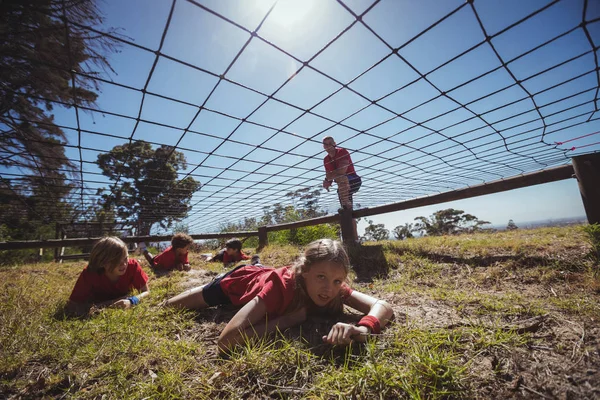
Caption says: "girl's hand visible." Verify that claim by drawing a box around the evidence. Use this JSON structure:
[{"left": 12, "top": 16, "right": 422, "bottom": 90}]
[
  {"left": 322, "top": 323, "right": 368, "bottom": 345},
  {"left": 112, "top": 299, "right": 131, "bottom": 309}
]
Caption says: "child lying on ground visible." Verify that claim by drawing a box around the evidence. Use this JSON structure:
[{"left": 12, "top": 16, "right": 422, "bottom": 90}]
[
  {"left": 140, "top": 233, "right": 193, "bottom": 271},
  {"left": 208, "top": 238, "right": 251, "bottom": 267},
  {"left": 166, "top": 239, "right": 393, "bottom": 352},
  {"left": 66, "top": 237, "right": 149, "bottom": 316}
]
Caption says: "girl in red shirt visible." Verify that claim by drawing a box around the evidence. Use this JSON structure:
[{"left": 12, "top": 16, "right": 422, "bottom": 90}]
[
  {"left": 66, "top": 237, "right": 150, "bottom": 316},
  {"left": 166, "top": 239, "right": 393, "bottom": 352}
]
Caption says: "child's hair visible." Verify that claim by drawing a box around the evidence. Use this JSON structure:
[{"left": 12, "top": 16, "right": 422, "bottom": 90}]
[
  {"left": 225, "top": 238, "right": 243, "bottom": 252},
  {"left": 88, "top": 237, "right": 128, "bottom": 274},
  {"left": 322, "top": 136, "right": 335, "bottom": 145},
  {"left": 289, "top": 239, "right": 351, "bottom": 315},
  {"left": 172, "top": 233, "right": 194, "bottom": 249}
]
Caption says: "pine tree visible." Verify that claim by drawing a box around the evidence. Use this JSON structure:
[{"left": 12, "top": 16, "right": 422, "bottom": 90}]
[{"left": 1, "top": 0, "right": 118, "bottom": 176}]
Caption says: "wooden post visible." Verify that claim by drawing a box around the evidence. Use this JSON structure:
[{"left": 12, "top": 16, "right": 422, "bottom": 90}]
[
  {"left": 258, "top": 226, "right": 268, "bottom": 249},
  {"left": 54, "top": 223, "right": 60, "bottom": 262},
  {"left": 573, "top": 153, "right": 600, "bottom": 225},
  {"left": 339, "top": 208, "right": 355, "bottom": 245},
  {"left": 59, "top": 231, "right": 66, "bottom": 264}
]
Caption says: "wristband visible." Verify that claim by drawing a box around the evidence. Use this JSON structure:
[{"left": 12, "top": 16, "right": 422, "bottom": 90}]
[
  {"left": 127, "top": 295, "right": 140, "bottom": 306},
  {"left": 357, "top": 315, "right": 381, "bottom": 334}
]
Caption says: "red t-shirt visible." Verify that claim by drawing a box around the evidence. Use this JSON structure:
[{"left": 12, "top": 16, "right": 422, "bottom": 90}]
[
  {"left": 69, "top": 259, "right": 149, "bottom": 303},
  {"left": 324, "top": 147, "right": 357, "bottom": 176},
  {"left": 219, "top": 265, "right": 353, "bottom": 317},
  {"left": 222, "top": 250, "right": 249, "bottom": 265},
  {"left": 153, "top": 246, "right": 189, "bottom": 269}
]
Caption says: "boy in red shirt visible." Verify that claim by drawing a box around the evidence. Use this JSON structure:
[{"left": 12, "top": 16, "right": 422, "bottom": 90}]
[
  {"left": 322, "top": 136, "right": 362, "bottom": 210},
  {"left": 66, "top": 237, "right": 149, "bottom": 316},
  {"left": 139, "top": 233, "right": 193, "bottom": 271},
  {"left": 322, "top": 136, "right": 361, "bottom": 240},
  {"left": 209, "top": 238, "right": 252, "bottom": 267}
]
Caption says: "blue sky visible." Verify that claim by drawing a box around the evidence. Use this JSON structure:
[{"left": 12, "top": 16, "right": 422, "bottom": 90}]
[{"left": 12, "top": 0, "right": 598, "bottom": 235}]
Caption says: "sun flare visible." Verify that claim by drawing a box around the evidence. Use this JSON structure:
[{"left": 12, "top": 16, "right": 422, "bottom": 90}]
[{"left": 255, "top": 0, "right": 318, "bottom": 30}]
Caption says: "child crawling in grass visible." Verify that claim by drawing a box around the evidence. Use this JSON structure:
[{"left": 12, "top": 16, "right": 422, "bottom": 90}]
[
  {"left": 66, "top": 237, "right": 149, "bottom": 317},
  {"left": 139, "top": 233, "right": 193, "bottom": 271},
  {"left": 166, "top": 239, "right": 393, "bottom": 352},
  {"left": 208, "top": 238, "right": 251, "bottom": 267}
]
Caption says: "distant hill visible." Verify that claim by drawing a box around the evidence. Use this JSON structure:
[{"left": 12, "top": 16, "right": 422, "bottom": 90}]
[{"left": 490, "top": 216, "right": 587, "bottom": 230}]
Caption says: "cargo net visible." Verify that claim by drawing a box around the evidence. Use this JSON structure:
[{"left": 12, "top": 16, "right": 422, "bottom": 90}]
[{"left": 2, "top": 0, "right": 599, "bottom": 234}]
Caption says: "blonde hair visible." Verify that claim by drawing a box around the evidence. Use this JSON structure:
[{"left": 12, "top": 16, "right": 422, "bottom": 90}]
[
  {"left": 288, "top": 239, "right": 350, "bottom": 315},
  {"left": 88, "top": 237, "right": 128, "bottom": 274}
]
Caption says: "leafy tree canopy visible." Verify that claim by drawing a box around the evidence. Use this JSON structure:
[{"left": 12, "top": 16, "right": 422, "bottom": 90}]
[
  {"left": 97, "top": 141, "right": 201, "bottom": 235},
  {"left": 218, "top": 188, "right": 337, "bottom": 246},
  {"left": 413, "top": 208, "right": 490, "bottom": 236},
  {"left": 362, "top": 219, "right": 389, "bottom": 242},
  {"left": 0, "top": 0, "right": 118, "bottom": 259},
  {"left": 393, "top": 223, "right": 414, "bottom": 240},
  {"left": 506, "top": 219, "right": 518, "bottom": 231},
  {"left": 1, "top": 0, "right": 117, "bottom": 175}
]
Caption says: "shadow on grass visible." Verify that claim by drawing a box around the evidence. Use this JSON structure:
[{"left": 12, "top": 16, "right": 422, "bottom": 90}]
[
  {"left": 348, "top": 244, "right": 391, "bottom": 282},
  {"left": 192, "top": 304, "right": 242, "bottom": 325},
  {"left": 398, "top": 250, "right": 586, "bottom": 271}
]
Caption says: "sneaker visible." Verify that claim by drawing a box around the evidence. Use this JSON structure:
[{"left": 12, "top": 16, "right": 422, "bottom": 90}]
[
  {"left": 137, "top": 242, "right": 147, "bottom": 254},
  {"left": 250, "top": 255, "right": 261, "bottom": 266}
]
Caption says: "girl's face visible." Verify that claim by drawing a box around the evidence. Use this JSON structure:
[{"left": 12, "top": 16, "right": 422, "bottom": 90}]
[
  {"left": 301, "top": 262, "right": 347, "bottom": 307},
  {"left": 107, "top": 255, "right": 128, "bottom": 279}
]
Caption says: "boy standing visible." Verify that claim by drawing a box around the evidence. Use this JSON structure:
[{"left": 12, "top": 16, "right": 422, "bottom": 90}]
[{"left": 322, "top": 136, "right": 361, "bottom": 241}]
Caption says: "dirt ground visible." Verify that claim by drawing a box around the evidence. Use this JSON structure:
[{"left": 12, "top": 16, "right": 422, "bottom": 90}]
[{"left": 176, "top": 255, "right": 600, "bottom": 400}]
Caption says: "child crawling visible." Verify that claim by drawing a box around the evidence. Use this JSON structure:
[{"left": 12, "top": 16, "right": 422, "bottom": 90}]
[
  {"left": 166, "top": 239, "right": 393, "bottom": 352},
  {"left": 66, "top": 237, "right": 149, "bottom": 316}
]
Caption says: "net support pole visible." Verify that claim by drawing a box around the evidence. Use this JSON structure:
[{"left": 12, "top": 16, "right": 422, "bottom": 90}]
[
  {"left": 258, "top": 226, "right": 268, "bottom": 249},
  {"left": 339, "top": 208, "right": 355, "bottom": 245},
  {"left": 572, "top": 152, "right": 600, "bottom": 225}
]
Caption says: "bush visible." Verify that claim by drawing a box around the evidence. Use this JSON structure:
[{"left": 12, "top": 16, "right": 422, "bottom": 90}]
[
  {"left": 268, "top": 224, "right": 339, "bottom": 246},
  {"left": 581, "top": 223, "right": 600, "bottom": 260}
]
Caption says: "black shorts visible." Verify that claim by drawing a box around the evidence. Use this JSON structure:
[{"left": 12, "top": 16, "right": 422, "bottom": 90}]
[
  {"left": 338, "top": 173, "right": 362, "bottom": 206},
  {"left": 202, "top": 264, "right": 247, "bottom": 306}
]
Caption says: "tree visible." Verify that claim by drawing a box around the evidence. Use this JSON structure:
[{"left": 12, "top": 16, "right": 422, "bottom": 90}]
[
  {"left": 362, "top": 219, "right": 389, "bottom": 242},
  {"left": 1, "top": 0, "right": 117, "bottom": 176},
  {"left": 506, "top": 219, "right": 518, "bottom": 231},
  {"left": 97, "top": 141, "right": 201, "bottom": 236},
  {"left": 413, "top": 208, "right": 490, "bottom": 236},
  {"left": 393, "top": 223, "right": 414, "bottom": 240},
  {"left": 0, "top": 0, "right": 119, "bottom": 261},
  {"left": 219, "top": 189, "right": 337, "bottom": 247}
]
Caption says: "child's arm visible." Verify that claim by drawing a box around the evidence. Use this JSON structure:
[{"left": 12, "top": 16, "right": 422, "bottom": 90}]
[
  {"left": 66, "top": 284, "right": 150, "bottom": 315},
  {"left": 218, "top": 297, "right": 306, "bottom": 353},
  {"left": 322, "top": 290, "right": 394, "bottom": 345},
  {"left": 110, "top": 284, "right": 150, "bottom": 309}
]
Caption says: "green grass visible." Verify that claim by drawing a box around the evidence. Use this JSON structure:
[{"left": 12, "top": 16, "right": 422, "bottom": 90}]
[{"left": 1, "top": 224, "right": 599, "bottom": 398}]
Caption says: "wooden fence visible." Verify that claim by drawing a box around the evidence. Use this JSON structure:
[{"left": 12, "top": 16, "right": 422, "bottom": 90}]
[{"left": 0, "top": 153, "right": 598, "bottom": 255}]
